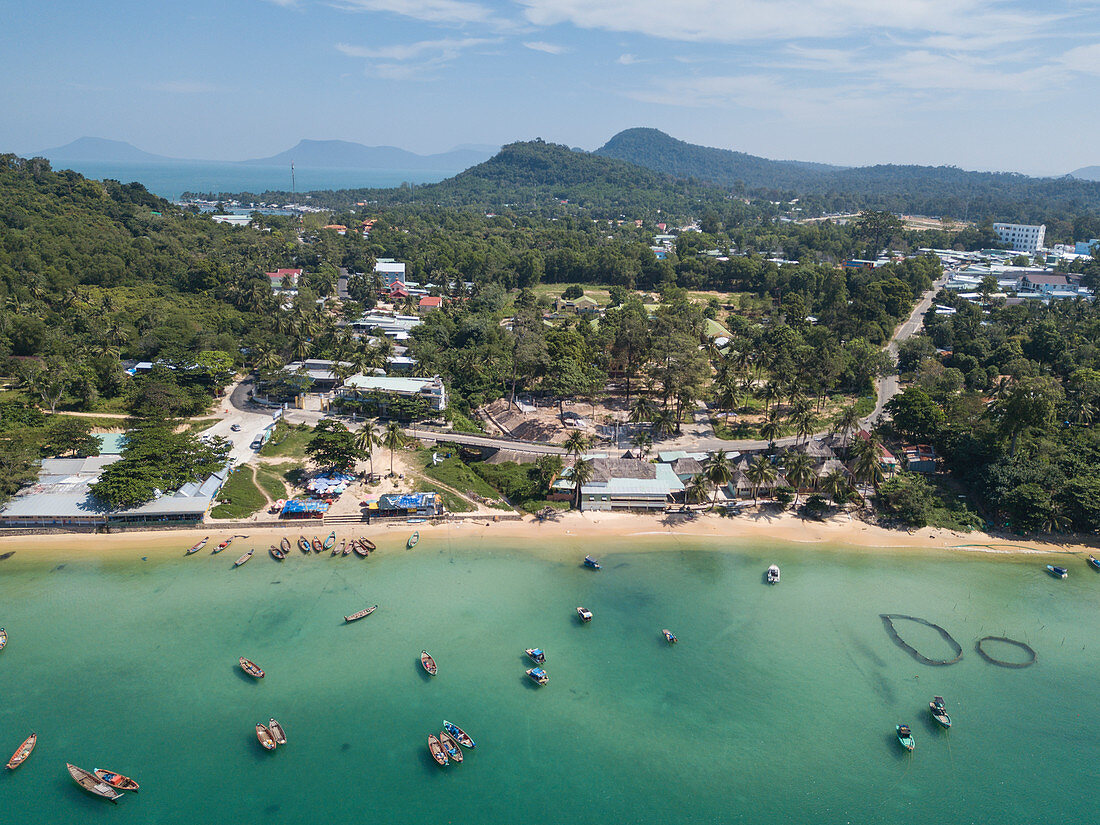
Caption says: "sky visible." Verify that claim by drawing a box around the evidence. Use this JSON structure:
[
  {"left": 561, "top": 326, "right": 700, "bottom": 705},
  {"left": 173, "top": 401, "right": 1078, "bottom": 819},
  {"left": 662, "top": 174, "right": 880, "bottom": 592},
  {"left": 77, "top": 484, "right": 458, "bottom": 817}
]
[{"left": 3, "top": 0, "right": 1100, "bottom": 174}]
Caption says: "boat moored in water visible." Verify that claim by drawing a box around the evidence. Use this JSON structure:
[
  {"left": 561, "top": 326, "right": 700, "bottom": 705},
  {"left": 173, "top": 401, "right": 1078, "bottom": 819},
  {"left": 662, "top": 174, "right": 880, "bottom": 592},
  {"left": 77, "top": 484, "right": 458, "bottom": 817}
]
[
  {"left": 322, "top": 531, "right": 337, "bottom": 552},
  {"left": 929, "top": 696, "right": 952, "bottom": 729},
  {"left": 1046, "top": 564, "right": 1068, "bottom": 579},
  {"left": 439, "top": 730, "right": 463, "bottom": 763},
  {"left": 298, "top": 536, "right": 311, "bottom": 554},
  {"left": 361, "top": 537, "right": 376, "bottom": 553},
  {"left": 270, "top": 544, "right": 286, "bottom": 561},
  {"left": 526, "top": 667, "right": 549, "bottom": 686},
  {"left": 233, "top": 548, "right": 254, "bottom": 567},
  {"left": 256, "top": 724, "right": 277, "bottom": 750},
  {"left": 269, "top": 718, "right": 287, "bottom": 745},
  {"left": 577, "top": 607, "right": 593, "bottom": 623},
  {"left": 67, "top": 763, "right": 121, "bottom": 802},
  {"left": 526, "top": 648, "right": 546, "bottom": 664},
  {"left": 6, "top": 733, "right": 36, "bottom": 769},
  {"left": 186, "top": 537, "right": 209, "bottom": 555},
  {"left": 1088, "top": 555, "right": 1100, "bottom": 571},
  {"left": 239, "top": 657, "right": 265, "bottom": 678},
  {"left": 766, "top": 564, "right": 781, "bottom": 584},
  {"left": 407, "top": 531, "right": 420, "bottom": 549},
  {"left": 344, "top": 605, "right": 378, "bottom": 622},
  {"left": 93, "top": 768, "right": 139, "bottom": 792},
  {"left": 583, "top": 555, "right": 601, "bottom": 570},
  {"left": 421, "top": 650, "right": 437, "bottom": 675},
  {"left": 0, "top": 627, "right": 6, "bottom": 650},
  {"left": 280, "top": 537, "right": 292, "bottom": 555},
  {"left": 662, "top": 629, "right": 678, "bottom": 644},
  {"left": 352, "top": 540, "right": 369, "bottom": 557},
  {"left": 427, "top": 734, "right": 448, "bottom": 766},
  {"left": 442, "top": 720, "right": 475, "bottom": 749},
  {"left": 335, "top": 539, "right": 345, "bottom": 557},
  {"left": 896, "top": 724, "right": 915, "bottom": 752},
  {"left": 213, "top": 536, "right": 235, "bottom": 554},
  {"left": 312, "top": 536, "right": 323, "bottom": 553}
]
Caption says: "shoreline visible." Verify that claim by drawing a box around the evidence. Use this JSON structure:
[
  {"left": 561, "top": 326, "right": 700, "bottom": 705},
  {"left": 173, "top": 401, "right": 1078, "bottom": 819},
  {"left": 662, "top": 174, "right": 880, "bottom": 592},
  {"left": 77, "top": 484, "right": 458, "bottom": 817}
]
[{"left": 0, "top": 509, "right": 1094, "bottom": 563}]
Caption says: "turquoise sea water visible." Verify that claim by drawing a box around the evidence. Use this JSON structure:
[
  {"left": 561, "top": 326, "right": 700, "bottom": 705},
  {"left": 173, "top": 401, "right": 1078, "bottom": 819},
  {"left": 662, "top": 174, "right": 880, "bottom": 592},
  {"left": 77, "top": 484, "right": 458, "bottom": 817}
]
[
  {"left": 0, "top": 534, "right": 1098, "bottom": 824},
  {"left": 47, "top": 161, "right": 455, "bottom": 199}
]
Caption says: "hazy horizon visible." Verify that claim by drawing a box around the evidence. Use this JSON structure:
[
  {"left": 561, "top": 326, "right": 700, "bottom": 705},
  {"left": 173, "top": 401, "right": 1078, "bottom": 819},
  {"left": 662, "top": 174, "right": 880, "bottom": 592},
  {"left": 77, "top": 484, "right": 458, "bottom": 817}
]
[{"left": 4, "top": 1, "right": 1100, "bottom": 177}]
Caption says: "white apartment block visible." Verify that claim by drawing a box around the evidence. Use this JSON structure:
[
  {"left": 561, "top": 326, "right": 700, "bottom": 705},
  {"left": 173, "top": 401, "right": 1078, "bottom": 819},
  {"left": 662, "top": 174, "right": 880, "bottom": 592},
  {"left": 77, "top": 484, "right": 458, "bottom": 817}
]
[{"left": 993, "top": 223, "right": 1046, "bottom": 253}]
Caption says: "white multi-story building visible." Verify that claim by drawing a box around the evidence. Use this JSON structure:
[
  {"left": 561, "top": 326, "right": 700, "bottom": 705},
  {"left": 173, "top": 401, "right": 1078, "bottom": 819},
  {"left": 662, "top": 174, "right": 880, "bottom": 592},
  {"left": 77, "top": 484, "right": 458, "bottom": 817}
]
[{"left": 993, "top": 223, "right": 1046, "bottom": 253}]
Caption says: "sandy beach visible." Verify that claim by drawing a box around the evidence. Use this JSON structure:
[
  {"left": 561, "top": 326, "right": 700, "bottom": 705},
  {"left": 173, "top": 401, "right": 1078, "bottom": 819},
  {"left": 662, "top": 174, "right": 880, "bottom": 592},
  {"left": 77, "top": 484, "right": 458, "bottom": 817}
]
[{"left": 1, "top": 509, "right": 1094, "bottom": 563}]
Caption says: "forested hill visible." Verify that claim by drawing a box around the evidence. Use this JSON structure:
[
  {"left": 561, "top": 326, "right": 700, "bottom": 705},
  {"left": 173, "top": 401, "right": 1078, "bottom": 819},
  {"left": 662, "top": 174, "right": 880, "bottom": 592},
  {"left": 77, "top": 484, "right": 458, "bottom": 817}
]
[
  {"left": 214, "top": 139, "right": 732, "bottom": 219},
  {"left": 595, "top": 128, "right": 1100, "bottom": 222}
]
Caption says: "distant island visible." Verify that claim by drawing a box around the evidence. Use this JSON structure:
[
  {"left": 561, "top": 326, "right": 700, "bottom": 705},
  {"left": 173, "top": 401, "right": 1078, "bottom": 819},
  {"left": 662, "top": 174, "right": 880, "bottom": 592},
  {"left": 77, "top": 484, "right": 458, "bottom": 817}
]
[{"left": 1071, "top": 166, "right": 1100, "bottom": 181}]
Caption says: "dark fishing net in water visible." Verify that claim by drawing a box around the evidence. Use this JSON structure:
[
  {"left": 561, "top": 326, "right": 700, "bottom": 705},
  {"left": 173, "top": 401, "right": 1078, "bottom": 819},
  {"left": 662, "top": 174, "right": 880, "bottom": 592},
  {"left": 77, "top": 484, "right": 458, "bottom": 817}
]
[
  {"left": 976, "top": 636, "right": 1037, "bottom": 668},
  {"left": 880, "top": 614, "right": 964, "bottom": 666}
]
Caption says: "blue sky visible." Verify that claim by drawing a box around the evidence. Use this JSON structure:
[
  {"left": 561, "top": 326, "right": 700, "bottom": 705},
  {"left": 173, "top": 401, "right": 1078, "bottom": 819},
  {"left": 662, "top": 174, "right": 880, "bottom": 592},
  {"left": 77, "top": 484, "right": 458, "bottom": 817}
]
[{"left": 3, "top": 0, "right": 1100, "bottom": 173}]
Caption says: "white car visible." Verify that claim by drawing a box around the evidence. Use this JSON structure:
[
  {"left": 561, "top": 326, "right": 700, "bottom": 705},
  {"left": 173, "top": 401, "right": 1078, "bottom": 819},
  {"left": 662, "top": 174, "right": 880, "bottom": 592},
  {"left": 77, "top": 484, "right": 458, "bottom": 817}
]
[{"left": 230, "top": 424, "right": 242, "bottom": 432}]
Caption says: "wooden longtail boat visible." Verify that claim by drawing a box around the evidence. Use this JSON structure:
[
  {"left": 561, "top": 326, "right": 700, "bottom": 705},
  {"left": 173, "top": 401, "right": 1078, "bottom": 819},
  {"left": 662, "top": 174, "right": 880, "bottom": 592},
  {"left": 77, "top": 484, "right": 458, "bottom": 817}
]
[
  {"left": 93, "top": 768, "right": 139, "bottom": 792},
  {"left": 421, "top": 650, "right": 437, "bottom": 675},
  {"left": 583, "top": 555, "right": 601, "bottom": 570},
  {"left": 5, "top": 733, "right": 36, "bottom": 770},
  {"left": 312, "top": 536, "right": 323, "bottom": 553},
  {"left": 344, "top": 605, "right": 378, "bottom": 622},
  {"left": 233, "top": 548, "right": 254, "bottom": 567},
  {"left": 298, "top": 537, "right": 311, "bottom": 554},
  {"left": 662, "top": 629, "right": 678, "bottom": 644},
  {"left": 213, "top": 537, "right": 234, "bottom": 554},
  {"left": 342, "top": 539, "right": 354, "bottom": 556},
  {"left": 67, "top": 764, "right": 121, "bottom": 802},
  {"left": 407, "top": 531, "right": 419, "bottom": 549},
  {"left": 526, "top": 667, "right": 549, "bottom": 686},
  {"left": 334, "top": 539, "right": 345, "bottom": 557},
  {"left": 0, "top": 627, "right": 6, "bottom": 650},
  {"left": 256, "top": 724, "right": 276, "bottom": 750},
  {"left": 929, "top": 696, "right": 952, "bottom": 729},
  {"left": 239, "top": 657, "right": 265, "bottom": 678},
  {"left": 322, "top": 531, "right": 337, "bottom": 552},
  {"left": 280, "top": 537, "right": 292, "bottom": 555},
  {"left": 186, "top": 537, "right": 209, "bottom": 555},
  {"left": 439, "top": 730, "right": 463, "bottom": 763},
  {"left": 353, "top": 540, "right": 369, "bottom": 557},
  {"left": 526, "top": 648, "right": 546, "bottom": 664},
  {"left": 269, "top": 718, "right": 287, "bottom": 745},
  {"left": 1088, "top": 555, "right": 1100, "bottom": 571},
  {"left": 896, "top": 724, "right": 915, "bottom": 752},
  {"left": 442, "top": 721, "right": 475, "bottom": 749},
  {"left": 270, "top": 544, "right": 286, "bottom": 561},
  {"left": 360, "top": 537, "right": 377, "bottom": 552},
  {"left": 427, "top": 735, "right": 448, "bottom": 766}
]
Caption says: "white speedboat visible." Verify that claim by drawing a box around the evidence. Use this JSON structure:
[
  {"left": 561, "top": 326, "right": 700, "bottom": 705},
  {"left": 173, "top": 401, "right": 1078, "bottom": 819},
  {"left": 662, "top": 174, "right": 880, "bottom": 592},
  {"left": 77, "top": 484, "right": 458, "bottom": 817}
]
[{"left": 766, "top": 564, "right": 780, "bottom": 584}]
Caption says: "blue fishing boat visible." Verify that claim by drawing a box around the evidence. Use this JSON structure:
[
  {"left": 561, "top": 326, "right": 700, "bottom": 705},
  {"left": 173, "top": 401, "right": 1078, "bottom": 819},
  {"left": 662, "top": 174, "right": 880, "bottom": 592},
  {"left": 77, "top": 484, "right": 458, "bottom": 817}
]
[
  {"left": 1046, "top": 564, "right": 1068, "bottom": 579},
  {"left": 896, "top": 724, "right": 915, "bottom": 752},
  {"left": 583, "top": 555, "right": 601, "bottom": 570},
  {"left": 442, "top": 720, "right": 475, "bottom": 749},
  {"left": 525, "top": 648, "right": 545, "bottom": 664},
  {"left": 526, "top": 667, "right": 549, "bottom": 686},
  {"left": 1088, "top": 555, "right": 1100, "bottom": 571}
]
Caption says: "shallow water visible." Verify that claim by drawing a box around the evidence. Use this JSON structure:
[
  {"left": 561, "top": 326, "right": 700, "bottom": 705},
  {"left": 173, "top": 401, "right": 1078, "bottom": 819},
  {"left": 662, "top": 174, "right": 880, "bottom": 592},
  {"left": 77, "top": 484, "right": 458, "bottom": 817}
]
[{"left": 0, "top": 535, "right": 1097, "bottom": 824}]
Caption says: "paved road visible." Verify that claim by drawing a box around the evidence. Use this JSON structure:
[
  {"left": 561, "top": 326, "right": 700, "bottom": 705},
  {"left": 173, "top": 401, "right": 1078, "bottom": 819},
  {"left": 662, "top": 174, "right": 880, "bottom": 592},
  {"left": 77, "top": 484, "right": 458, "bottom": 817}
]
[{"left": 201, "top": 380, "right": 287, "bottom": 467}]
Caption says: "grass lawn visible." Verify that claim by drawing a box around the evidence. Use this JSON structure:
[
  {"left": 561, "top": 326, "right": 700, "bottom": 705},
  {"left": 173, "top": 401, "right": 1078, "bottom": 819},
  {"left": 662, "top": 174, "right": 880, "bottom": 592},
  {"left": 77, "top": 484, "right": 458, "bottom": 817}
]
[
  {"left": 254, "top": 463, "right": 289, "bottom": 501},
  {"left": 209, "top": 466, "right": 266, "bottom": 519},
  {"left": 419, "top": 451, "right": 502, "bottom": 500},
  {"left": 260, "top": 422, "right": 312, "bottom": 458},
  {"left": 414, "top": 481, "right": 476, "bottom": 513}
]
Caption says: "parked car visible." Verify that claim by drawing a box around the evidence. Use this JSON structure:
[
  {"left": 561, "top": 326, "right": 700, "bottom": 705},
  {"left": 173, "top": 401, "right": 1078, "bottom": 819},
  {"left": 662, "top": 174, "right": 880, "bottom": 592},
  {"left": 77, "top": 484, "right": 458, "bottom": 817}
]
[{"left": 230, "top": 423, "right": 242, "bottom": 432}]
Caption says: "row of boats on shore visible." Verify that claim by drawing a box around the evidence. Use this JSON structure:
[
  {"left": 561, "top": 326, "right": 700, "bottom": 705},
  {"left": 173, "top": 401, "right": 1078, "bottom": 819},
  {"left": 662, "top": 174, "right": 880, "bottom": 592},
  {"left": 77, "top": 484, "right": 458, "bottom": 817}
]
[
  {"left": 188, "top": 530, "right": 420, "bottom": 566},
  {"left": 896, "top": 697, "right": 953, "bottom": 753}
]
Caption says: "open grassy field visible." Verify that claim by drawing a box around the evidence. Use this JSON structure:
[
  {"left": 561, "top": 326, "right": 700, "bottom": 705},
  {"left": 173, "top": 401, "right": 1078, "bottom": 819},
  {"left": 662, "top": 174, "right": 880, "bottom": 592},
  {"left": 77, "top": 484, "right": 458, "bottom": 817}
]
[
  {"left": 209, "top": 466, "right": 266, "bottom": 519},
  {"left": 259, "top": 422, "right": 312, "bottom": 458}
]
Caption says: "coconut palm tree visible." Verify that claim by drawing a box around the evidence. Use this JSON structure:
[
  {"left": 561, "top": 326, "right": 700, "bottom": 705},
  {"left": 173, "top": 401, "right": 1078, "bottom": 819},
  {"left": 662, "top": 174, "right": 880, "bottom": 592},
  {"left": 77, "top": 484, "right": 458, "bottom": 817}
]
[
  {"left": 759, "top": 381, "right": 782, "bottom": 414},
  {"left": 831, "top": 403, "right": 862, "bottom": 443},
  {"left": 571, "top": 457, "right": 594, "bottom": 511},
  {"left": 356, "top": 421, "right": 379, "bottom": 480},
  {"left": 783, "top": 451, "right": 815, "bottom": 507},
  {"left": 745, "top": 454, "right": 777, "bottom": 506},
  {"left": 685, "top": 473, "right": 709, "bottom": 505},
  {"left": 630, "top": 396, "right": 658, "bottom": 427},
  {"left": 651, "top": 409, "right": 676, "bottom": 439},
  {"left": 563, "top": 431, "right": 589, "bottom": 462},
  {"left": 821, "top": 469, "right": 852, "bottom": 505},
  {"left": 794, "top": 409, "right": 816, "bottom": 445},
  {"left": 705, "top": 450, "right": 734, "bottom": 509},
  {"left": 630, "top": 431, "right": 653, "bottom": 460},
  {"left": 851, "top": 434, "right": 885, "bottom": 491},
  {"left": 382, "top": 420, "right": 404, "bottom": 477}
]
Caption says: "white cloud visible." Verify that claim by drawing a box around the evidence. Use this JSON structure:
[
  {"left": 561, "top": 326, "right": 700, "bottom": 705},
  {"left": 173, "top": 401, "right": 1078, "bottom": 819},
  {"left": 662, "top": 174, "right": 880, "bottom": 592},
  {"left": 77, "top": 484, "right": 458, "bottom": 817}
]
[
  {"left": 332, "top": 0, "right": 495, "bottom": 25},
  {"left": 523, "top": 41, "right": 567, "bottom": 54},
  {"left": 337, "top": 37, "right": 496, "bottom": 60},
  {"left": 146, "top": 80, "right": 221, "bottom": 94},
  {"left": 1061, "top": 43, "right": 1100, "bottom": 75},
  {"left": 616, "top": 53, "right": 639, "bottom": 65}
]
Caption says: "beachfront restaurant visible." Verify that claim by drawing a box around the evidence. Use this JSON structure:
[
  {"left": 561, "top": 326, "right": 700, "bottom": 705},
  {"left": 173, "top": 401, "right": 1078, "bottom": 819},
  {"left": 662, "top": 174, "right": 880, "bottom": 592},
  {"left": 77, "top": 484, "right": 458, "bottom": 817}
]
[
  {"left": 363, "top": 492, "right": 443, "bottom": 519},
  {"left": 552, "top": 458, "right": 684, "bottom": 511},
  {"left": 280, "top": 499, "right": 330, "bottom": 519}
]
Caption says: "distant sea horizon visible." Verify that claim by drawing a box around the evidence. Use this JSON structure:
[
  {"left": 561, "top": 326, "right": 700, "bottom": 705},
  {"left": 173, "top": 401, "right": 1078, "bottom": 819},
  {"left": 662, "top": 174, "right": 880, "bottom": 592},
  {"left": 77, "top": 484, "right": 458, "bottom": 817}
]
[{"left": 48, "top": 160, "right": 458, "bottom": 200}]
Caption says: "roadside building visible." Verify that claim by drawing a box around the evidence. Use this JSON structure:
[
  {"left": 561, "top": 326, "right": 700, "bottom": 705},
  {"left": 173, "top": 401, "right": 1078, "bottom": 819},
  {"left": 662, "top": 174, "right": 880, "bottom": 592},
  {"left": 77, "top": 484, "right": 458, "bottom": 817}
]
[
  {"left": 375, "top": 259, "right": 407, "bottom": 288},
  {"left": 339, "top": 374, "right": 447, "bottom": 412}
]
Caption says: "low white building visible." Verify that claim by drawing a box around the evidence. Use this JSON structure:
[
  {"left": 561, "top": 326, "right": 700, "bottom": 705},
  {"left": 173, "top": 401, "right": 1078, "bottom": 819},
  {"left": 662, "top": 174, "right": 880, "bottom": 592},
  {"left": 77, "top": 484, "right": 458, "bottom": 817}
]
[{"left": 340, "top": 374, "right": 447, "bottom": 412}]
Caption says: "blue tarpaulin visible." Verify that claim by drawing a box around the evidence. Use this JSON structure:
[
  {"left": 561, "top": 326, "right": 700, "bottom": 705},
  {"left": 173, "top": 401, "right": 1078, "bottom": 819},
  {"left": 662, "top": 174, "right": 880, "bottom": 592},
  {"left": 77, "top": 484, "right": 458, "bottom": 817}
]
[{"left": 281, "top": 499, "right": 329, "bottom": 515}]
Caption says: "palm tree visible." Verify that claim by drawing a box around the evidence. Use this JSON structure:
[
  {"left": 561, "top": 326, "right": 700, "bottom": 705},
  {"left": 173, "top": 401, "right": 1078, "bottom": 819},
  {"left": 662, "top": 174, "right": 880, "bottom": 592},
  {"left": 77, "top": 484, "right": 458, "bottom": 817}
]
[
  {"left": 745, "top": 454, "right": 777, "bottom": 506},
  {"left": 705, "top": 450, "right": 734, "bottom": 509},
  {"left": 629, "top": 396, "right": 658, "bottom": 427},
  {"left": 760, "top": 411, "right": 782, "bottom": 445},
  {"left": 563, "top": 431, "right": 589, "bottom": 462},
  {"left": 685, "top": 473, "right": 709, "bottom": 505},
  {"left": 760, "top": 381, "right": 782, "bottom": 414},
  {"left": 832, "top": 404, "right": 862, "bottom": 443},
  {"left": 570, "top": 457, "right": 594, "bottom": 511},
  {"left": 630, "top": 431, "right": 653, "bottom": 460},
  {"left": 783, "top": 451, "right": 815, "bottom": 507},
  {"left": 651, "top": 409, "right": 676, "bottom": 439},
  {"left": 356, "top": 421, "right": 379, "bottom": 480},
  {"left": 822, "top": 469, "right": 852, "bottom": 505},
  {"left": 852, "top": 434, "right": 885, "bottom": 491},
  {"left": 382, "top": 420, "right": 404, "bottom": 477},
  {"left": 795, "top": 409, "right": 816, "bottom": 445}
]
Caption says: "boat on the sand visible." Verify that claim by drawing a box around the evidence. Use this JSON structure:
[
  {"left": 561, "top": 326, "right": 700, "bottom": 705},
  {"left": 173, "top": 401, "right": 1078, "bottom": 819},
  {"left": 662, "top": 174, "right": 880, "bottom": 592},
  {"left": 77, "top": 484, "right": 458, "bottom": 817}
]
[
  {"left": 407, "top": 531, "right": 420, "bottom": 549},
  {"left": 298, "top": 536, "right": 311, "bottom": 554},
  {"left": 334, "top": 539, "right": 345, "bottom": 557},
  {"left": 344, "top": 605, "right": 378, "bottom": 622},
  {"left": 5, "top": 733, "right": 36, "bottom": 770},
  {"left": 67, "top": 763, "right": 121, "bottom": 802},
  {"left": 322, "top": 531, "right": 336, "bottom": 552},
  {"left": 280, "top": 537, "right": 291, "bottom": 555},
  {"left": 311, "top": 536, "right": 323, "bottom": 553},
  {"left": 93, "top": 768, "right": 139, "bottom": 792},
  {"left": 270, "top": 544, "right": 286, "bottom": 561}
]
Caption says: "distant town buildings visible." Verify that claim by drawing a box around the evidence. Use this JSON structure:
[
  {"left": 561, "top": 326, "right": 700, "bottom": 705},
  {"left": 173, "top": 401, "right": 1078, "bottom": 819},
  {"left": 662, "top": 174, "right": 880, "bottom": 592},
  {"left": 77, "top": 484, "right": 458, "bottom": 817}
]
[{"left": 993, "top": 222, "right": 1046, "bottom": 253}]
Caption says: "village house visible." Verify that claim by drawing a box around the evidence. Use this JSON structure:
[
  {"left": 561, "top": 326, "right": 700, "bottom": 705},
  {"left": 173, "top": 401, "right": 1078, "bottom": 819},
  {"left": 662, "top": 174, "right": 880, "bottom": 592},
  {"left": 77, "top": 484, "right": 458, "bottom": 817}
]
[
  {"left": 418, "top": 295, "right": 443, "bottom": 314},
  {"left": 552, "top": 458, "right": 683, "bottom": 510}
]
